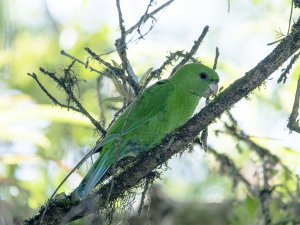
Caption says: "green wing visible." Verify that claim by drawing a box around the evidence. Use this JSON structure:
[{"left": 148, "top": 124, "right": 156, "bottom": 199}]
[
  {"left": 75, "top": 80, "right": 174, "bottom": 199},
  {"left": 106, "top": 80, "right": 174, "bottom": 139}
]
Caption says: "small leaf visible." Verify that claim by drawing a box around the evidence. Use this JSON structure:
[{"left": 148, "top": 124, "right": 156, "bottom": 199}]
[
  {"left": 218, "top": 86, "right": 224, "bottom": 93},
  {"left": 110, "top": 73, "right": 130, "bottom": 100},
  {"left": 139, "top": 67, "right": 153, "bottom": 87},
  {"left": 103, "top": 96, "right": 125, "bottom": 103},
  {"left": 111, "top": 59, "right": 122, "bottom": 70}
]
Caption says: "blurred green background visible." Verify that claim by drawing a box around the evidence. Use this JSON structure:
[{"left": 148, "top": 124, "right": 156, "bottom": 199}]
[{"left": 1, "top": 0, "right": 300, "bottom": 224}]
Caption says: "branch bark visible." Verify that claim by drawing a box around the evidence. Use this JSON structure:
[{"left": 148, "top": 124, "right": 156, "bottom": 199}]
[{"left": 24, "top": 17, "right": 300, "bottom": 225}]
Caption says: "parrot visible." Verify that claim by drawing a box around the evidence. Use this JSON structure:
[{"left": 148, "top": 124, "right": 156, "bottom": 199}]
[{"left": 75, "top": 63, "right": 219, "bottom": 199}]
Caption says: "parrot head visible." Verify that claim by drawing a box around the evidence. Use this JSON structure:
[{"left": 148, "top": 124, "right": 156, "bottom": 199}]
[{"left": 170, "top": 63, "right": 219, "bottom": 98}]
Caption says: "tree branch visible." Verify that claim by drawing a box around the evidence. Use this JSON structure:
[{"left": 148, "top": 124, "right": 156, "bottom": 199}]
[{"left": 24, "top": 16, "right": 300, "bottom": 225}]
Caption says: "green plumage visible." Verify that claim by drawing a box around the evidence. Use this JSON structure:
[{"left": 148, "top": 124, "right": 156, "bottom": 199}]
[{"left": 75, "top": 63, "right": 219, "bottom": 199}]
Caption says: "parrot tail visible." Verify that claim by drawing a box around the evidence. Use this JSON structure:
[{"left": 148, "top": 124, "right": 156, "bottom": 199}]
[{"left": 74, "top": 151, "right": 112, "bottom": 199}]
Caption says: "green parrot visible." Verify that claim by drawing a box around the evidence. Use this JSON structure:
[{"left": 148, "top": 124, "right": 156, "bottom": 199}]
[{"left": 75, "top": 63, "right": 219, "bottom": 199}]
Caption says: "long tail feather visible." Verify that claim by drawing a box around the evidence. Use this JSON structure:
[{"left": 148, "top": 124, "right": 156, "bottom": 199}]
[{"left": 75, "top": 151, "right": 112, "bottom": 199}]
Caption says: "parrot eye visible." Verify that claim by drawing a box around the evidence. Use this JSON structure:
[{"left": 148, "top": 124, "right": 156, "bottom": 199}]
[{"left": 199, "top": 72, "right": 208, "bottom": 80}]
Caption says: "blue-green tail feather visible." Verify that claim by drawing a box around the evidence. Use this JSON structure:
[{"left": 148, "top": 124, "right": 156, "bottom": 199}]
[{"left": 75, "top": 151, "right": 112, "bottom": 199}]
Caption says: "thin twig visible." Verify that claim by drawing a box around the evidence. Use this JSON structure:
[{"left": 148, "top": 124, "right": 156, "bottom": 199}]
[
  {"left": 85, "top": 46, "right": 138, "bottom": 94},
  {"left": 201, "top": 47, "right": 220, "bottom": 152},
  {"left": 115, "top": 0, "right": 139, "bottom": 94},
  {"left": 136, "top": 0, "right": 156, "bottom": 39},
  {"left": 61, "top": 50, "right": 109, "bottom": 78},
  {"left": 143, "top": 50, "right": 186, "bottom": 88},
  {"left": 267, "top": 30, "right": 286, "bottom": 46},
  {"left": 213, "top": 47, "right": 220, "bottom": 70},
  {"left": 267, "top": 38, "right": 284, "bottom": 46},
  {"left": 208, "top": 148, "right": 257, "bottom": 195},
  {"left": 38, "top": 145, "right": 98, "bottom": 225},
  {"left": 287, "top": 74, "right": 300, "bottom": 133},
  {"left": 95, "top": 1, "right": 175, "bottom": 59},
  {"left": 27, "top": 73, "right": 81, "bottom": 113},
  {"left": 97, "top": 76, "right": 107, "bottom": 128},
  {"left": 170, "top": 26, "right": 209, "bottom": 75},
  {"left": 222, "top": 113, "right": 297, "bottom": 225},
  {"left": 287, "top": 0, "right": 294, "bottom": 35},
  {"left": 116, "top": 0, "right": 126, "bottom": 42},
  {"left": 260, "top": 162, "right": 272, "bottom": 225},
  {"left": 84, "top": 47, "right": 121, "bottom": 78},
  {"left": 227, "top": 0, "right": 230, "bottom": 13},
  {"left": 125, "top": 0, "right": 175, "bottom": 36},
  {"left": 199, "top": 129, "right": 208, "bottom": 152},
  {"left": 225, "top": 113, "right": 293, "bottom": 174},
  {"left": 277, "top": 51, "right": 300, "bottom": 83},
  {"left": 85, "top": 47, "right": 138, "bottom": 98},
  {"left": 39, "top": 67, "right": 106, "bottom": 135}
]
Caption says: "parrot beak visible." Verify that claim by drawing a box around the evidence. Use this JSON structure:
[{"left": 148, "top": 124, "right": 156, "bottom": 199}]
[
  {"left": 209, "top": 82, "right": 218, "bottom": 95},
  {"left": 203, "top": 82, "right": 218, "bottom": 97}
]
